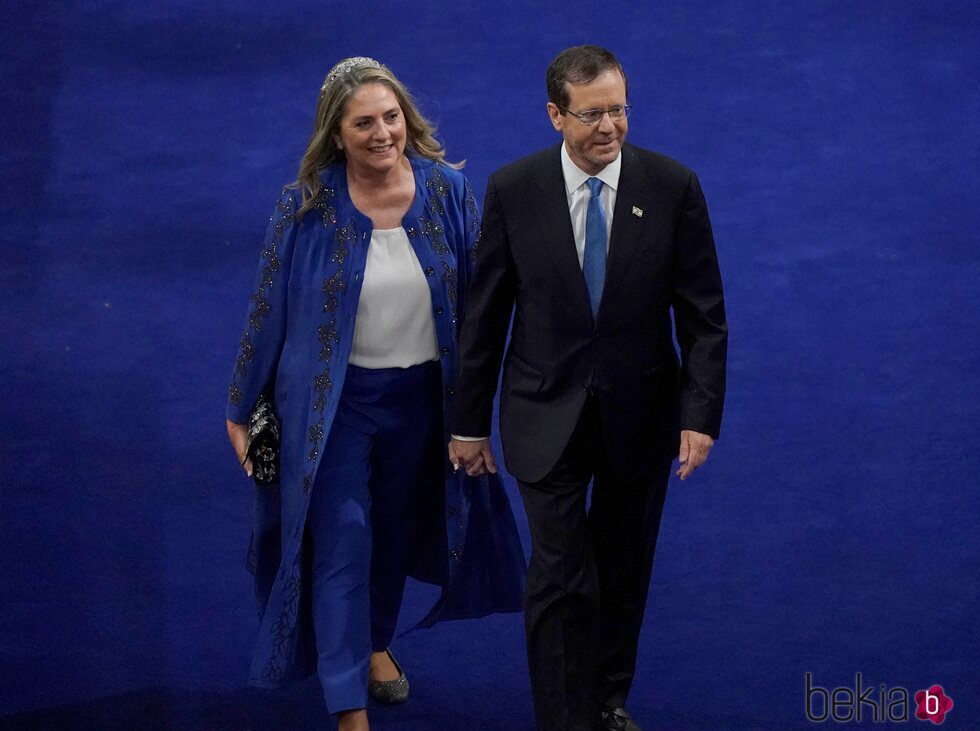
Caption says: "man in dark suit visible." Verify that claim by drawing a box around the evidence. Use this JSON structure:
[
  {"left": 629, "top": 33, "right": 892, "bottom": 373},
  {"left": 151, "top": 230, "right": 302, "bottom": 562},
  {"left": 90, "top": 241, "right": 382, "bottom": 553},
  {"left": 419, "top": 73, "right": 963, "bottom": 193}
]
[{"left": 449, "top": 45, "right": 727, "bottom": 731}]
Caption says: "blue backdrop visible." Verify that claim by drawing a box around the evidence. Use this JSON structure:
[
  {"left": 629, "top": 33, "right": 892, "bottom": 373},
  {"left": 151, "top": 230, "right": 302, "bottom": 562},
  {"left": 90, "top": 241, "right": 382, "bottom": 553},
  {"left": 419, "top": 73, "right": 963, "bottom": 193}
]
[{"left": 2, "top": 1, "right": 978, "bottom": 729}]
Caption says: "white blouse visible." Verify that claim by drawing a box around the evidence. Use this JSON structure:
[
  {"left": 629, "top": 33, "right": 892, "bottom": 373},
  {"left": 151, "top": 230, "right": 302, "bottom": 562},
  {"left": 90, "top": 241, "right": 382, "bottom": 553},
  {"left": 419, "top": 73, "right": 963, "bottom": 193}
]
[{"left": 349, "top": 227, "right": 439, "bottom": 369}]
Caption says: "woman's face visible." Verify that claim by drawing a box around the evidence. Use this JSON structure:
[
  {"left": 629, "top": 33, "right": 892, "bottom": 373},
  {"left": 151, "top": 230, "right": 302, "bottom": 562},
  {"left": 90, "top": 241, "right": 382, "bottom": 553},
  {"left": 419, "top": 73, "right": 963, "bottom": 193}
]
[{"left": 335, "top": 83, "right": 407, "bottom": 176}]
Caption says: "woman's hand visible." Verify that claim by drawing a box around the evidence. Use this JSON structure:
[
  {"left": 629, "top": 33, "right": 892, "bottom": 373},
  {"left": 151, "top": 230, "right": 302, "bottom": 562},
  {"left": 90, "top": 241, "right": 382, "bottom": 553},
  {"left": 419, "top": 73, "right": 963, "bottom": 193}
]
[
  {"left": 448, "top": 437, "right": 497, "bottom": 477},
  {"left": 226, "top": 419, "right": 253, "bottom": 478}
]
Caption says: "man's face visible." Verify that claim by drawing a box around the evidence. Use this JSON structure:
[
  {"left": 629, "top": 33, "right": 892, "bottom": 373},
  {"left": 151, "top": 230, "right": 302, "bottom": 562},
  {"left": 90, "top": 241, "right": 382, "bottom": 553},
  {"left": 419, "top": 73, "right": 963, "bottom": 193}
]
[{"left": 547, "top": 69, "right": 628, "bottom": 175}]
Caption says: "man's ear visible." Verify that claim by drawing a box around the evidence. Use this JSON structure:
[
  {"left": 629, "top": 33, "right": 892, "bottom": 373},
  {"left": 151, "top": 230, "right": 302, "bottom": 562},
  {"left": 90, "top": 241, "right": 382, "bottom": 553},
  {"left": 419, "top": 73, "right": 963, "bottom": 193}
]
[{"left": 546, "top": 102, "right": 563, "bottom": 133}]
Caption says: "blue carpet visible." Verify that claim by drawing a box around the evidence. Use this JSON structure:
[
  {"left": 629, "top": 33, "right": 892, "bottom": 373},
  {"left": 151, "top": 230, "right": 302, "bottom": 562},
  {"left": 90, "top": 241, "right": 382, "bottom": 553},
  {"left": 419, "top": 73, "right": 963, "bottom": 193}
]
[{"left": 2, "top": 1, "right": 978, "bottom": 729}]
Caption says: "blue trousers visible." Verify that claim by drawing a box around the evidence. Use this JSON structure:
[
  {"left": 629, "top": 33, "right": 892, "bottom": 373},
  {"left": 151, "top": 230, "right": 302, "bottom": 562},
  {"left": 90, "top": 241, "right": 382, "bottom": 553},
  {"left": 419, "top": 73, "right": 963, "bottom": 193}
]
[{"left": 306, "top": 360, "right": 443, "bottom": 713}]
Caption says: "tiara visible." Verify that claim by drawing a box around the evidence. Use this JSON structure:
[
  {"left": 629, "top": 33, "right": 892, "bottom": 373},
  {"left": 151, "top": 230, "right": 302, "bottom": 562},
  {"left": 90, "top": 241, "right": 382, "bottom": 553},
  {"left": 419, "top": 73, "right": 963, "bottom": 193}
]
[{"left": 321, "top": 56, "right": 387, "bottom": 93}]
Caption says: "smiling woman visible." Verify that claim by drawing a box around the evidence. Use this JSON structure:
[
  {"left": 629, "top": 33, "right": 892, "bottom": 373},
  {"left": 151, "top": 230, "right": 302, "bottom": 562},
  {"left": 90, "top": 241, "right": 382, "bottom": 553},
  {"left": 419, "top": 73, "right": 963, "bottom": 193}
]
[
  {"left": 223, "top": 57, "right": 525, "bottom": 731},
  {"left": 292, "top": 59, "right": 460, "bottom": 221},
  {"left": 337, "top": 85, "right": 406, "bottom": 171},
  {"left": 337, "top": 84, "right": 417, "bottom": 229}
]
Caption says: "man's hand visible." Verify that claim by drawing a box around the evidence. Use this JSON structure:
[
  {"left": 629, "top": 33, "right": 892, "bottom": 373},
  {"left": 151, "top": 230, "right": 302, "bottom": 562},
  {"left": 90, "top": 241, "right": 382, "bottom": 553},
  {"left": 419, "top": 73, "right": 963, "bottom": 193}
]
[
  {"left": 448, "top": 437, "right": 498, "bottom": 477},
  {"left": 227, "top": 418, "right": 253, "bottom": 478},
  {"left": 676, "top": 429, "right": 714, "bottom": 480}
]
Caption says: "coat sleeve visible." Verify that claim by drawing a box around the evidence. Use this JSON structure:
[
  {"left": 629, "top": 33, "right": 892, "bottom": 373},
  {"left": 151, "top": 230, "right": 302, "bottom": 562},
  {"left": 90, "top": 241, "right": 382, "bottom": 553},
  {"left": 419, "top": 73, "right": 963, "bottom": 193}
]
[
  {"left": 226, "top": 186, "right": 300, "bottom": 424},
  {"left": 453, "top": 176, "right": 482, "bottom": 326},
  {"left": 450, "top": 174, "right": 518, "bottom": 437},
  {"left": 670, "top": 171, "right": 728, "bottom": 438}
]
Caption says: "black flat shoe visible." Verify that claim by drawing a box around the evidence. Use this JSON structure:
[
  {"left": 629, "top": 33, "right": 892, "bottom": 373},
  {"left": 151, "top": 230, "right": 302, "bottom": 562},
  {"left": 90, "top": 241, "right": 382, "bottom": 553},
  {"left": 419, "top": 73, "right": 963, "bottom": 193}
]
[
  {"left": 598, "top": 705, "right": 642, "bottom": 731},
  {"left": 368, "top": 649, "right": 409, "bottom": 705}
]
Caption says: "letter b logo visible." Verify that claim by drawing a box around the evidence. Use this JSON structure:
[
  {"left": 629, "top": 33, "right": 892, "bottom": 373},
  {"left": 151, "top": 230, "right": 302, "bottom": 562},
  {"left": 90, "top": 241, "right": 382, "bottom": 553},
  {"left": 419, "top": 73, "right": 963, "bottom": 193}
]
[{"left": 915, "top": 684, "right": 953, "bottom": 724}]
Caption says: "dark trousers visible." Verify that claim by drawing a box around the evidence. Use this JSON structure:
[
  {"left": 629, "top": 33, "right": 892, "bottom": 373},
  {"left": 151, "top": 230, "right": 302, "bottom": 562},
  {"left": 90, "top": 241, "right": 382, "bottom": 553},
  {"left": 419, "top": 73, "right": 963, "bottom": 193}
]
[
  {"left": 517, "top": 398, "right": 671, "bottom": 730},
  {"left": 306, "top": 361, "right": 442, "bottom": 713}
]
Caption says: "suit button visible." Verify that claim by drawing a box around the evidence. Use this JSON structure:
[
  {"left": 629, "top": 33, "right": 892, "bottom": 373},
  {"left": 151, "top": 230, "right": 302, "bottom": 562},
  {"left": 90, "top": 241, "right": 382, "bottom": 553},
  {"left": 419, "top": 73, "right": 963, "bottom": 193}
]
[
  {"left": 448, "top": 506, "right": 458, "bottom": 516},
  {"left": 425, "top": 266, "right": 435, "bottom": 276},
  {"left": 446, "top": 387, "right": 455, "bottom": 396},
  {"left": 441, "top": 346, "right": 451, "bottom": 356},
  {"left": 435, "top": 306, "right": 444, "bottom": 315}
]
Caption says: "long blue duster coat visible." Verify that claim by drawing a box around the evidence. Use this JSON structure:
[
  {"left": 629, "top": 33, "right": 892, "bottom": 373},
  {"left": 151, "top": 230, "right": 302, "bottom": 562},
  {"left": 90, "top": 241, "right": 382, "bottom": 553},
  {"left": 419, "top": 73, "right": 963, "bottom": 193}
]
[{"left": 226, "top": 157, "right": 525, "bottom": 687}]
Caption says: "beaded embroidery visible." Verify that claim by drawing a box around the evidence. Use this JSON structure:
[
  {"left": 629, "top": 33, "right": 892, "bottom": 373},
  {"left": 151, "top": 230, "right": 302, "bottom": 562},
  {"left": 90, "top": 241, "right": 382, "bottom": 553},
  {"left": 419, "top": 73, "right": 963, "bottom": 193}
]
[
  {"left": 315, "top": 185, "right": 337, "bottom": 226},
  {"left": 442, "top": 263, "right": 458, "bottom": 316},
  {"left": 426, "top": 167, "right": 450, "bottom": 215},
  {"left": 236, "top": 332, "right": 256, "bottom": 376},
  {"left": 321, "top": 270, "right": 345, "bottom": 314},
  {"left": 248, "top": 291, "right": 271, "bottom": 330},
  {"left": 420, "top": 218, "right": 449, "bottom": 255},
  {"left": 313, "top": 373, "right": 333, "bottom": 412},
  {"left": 332, "top": 223, "right": 357, "bottom": 265},
  {"left": 313, "top": 317, "right": 339, "bottom": 412},
  {"left": 261, "top": 570, "right": 301, "bottom": 683},
  {"left": 229, "top": 188, "right": 295, "bottom": 398},
  {"left": 317, "top": 321, "right": 339, "bottom": 361},
  {"left": 308, "top": 422, "right": 324, "bottom": 461},
  {"left": 465, "top": 182, "right": 481, "bottom": 259}
]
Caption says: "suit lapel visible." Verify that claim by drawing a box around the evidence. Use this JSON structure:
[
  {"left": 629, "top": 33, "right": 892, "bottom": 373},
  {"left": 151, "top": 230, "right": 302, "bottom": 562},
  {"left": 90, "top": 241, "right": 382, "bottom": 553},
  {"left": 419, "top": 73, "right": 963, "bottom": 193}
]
[
  {"left": 602, "top": 145, "right": 651, "bottom": 307},
  {"left": 533, "top": 147, "right": 594, "bottom": 324}
]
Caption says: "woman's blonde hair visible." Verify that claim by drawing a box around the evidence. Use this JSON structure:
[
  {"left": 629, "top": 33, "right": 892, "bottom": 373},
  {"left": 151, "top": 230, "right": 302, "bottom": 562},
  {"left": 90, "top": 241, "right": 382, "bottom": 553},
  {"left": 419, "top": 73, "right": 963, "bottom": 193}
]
[{"left": 293, "top": 58, "right": 461, "bottom": 220}]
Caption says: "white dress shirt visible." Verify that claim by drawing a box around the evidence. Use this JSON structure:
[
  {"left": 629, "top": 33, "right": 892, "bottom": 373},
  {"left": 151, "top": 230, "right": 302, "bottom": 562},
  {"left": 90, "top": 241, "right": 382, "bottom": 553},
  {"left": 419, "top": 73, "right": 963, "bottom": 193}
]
[
  {"left": 349, "top": 227, "right": 439, "bottom": 368},
  {"left": 560, "top": 142, "right": 621, "bottom": 266}
]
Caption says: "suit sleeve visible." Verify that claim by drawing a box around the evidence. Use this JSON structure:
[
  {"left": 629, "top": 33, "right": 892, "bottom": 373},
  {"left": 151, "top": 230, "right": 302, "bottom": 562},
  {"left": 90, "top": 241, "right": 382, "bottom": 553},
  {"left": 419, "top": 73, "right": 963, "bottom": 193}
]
[
  {"left": 225, "top": 186, "right": 299, "bottom": 424},
  {"left": 450, "top": 174, "right": 517, "bottom": 437},
  {"left": 671, "top": 172, "right": 728, "bottom": 438}
]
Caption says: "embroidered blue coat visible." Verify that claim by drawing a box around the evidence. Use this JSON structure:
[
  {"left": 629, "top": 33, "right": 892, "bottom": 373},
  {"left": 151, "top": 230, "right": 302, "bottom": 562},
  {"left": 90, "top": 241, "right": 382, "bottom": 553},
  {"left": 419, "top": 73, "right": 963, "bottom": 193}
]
[{"left": 226, "top": 157, "right": 525, "bottom": 688}]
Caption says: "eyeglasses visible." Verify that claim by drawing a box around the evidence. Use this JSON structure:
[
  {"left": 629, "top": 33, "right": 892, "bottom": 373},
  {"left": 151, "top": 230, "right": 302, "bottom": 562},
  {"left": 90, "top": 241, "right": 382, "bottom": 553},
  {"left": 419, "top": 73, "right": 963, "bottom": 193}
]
[{"left": 558, "top": 104, "right": 632, "bottom": 126}]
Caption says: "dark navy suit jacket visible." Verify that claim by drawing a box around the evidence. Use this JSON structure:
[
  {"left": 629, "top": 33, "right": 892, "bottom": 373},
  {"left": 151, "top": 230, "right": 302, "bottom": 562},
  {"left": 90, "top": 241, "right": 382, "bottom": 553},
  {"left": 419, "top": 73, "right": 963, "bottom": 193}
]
[{"left": 451, "top": 143, "right": 728, "bottom": 483}]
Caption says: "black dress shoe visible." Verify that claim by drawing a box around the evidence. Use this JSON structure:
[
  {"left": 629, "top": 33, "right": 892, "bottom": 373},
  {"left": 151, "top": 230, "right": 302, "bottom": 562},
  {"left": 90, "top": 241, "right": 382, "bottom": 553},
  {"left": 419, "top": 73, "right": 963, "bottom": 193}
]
[{"left": 597, "top": 705, "right": 642, "bottom": 731}]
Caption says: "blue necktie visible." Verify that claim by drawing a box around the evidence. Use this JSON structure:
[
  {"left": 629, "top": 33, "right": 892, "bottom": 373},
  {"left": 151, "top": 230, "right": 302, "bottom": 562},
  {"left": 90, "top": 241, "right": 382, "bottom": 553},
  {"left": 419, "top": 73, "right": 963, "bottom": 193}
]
[{"left": 583, "top": 177, "right": 606, "bottom": 316}]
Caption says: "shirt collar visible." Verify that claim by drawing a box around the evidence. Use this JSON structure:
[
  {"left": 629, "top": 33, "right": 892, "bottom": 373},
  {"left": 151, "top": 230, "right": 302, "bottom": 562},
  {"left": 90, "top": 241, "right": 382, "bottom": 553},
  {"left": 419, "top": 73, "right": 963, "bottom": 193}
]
[{"left": 561, "top": 142, "right": 622, "bottom": 195}]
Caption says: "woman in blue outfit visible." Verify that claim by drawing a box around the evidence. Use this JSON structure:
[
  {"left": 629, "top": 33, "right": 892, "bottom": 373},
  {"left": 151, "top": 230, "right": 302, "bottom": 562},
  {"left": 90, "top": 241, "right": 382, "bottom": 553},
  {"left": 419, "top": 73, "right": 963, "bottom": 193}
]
[{"left": 225, "top": 57, "right": 524, "bottom": 731}]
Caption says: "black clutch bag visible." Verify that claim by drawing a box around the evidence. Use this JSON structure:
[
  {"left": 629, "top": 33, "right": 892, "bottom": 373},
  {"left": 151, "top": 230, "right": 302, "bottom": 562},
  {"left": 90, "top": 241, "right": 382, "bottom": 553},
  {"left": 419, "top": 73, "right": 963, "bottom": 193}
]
[{"left": 246, "top": 393, "right": 281, "bottom": 486}]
